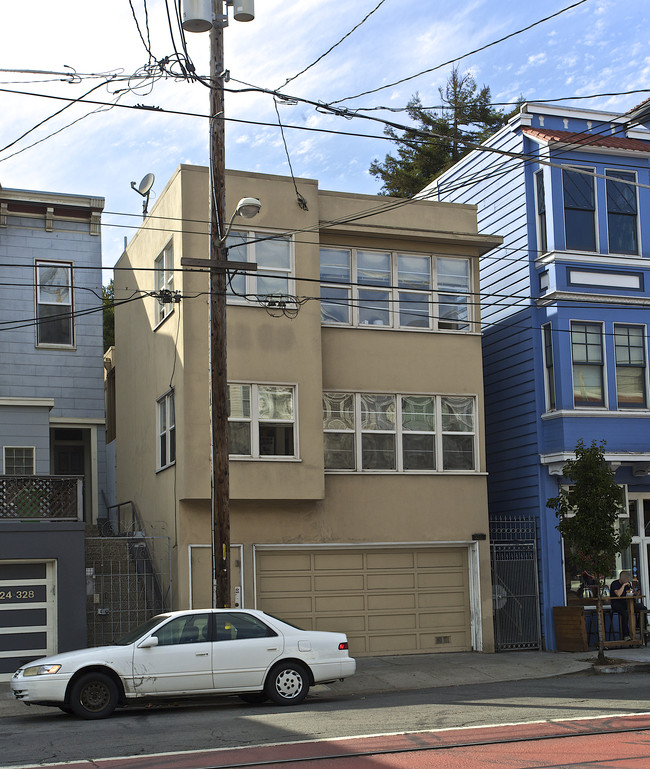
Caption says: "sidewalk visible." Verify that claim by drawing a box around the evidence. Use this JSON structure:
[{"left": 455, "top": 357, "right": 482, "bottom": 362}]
[{"left": 3, "top": 646, "right": 650, "bottom": 718}]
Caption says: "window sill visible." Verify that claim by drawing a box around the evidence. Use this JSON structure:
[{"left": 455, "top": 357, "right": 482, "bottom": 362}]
[
  {"left": 156, "top": 461, "right": 176, "bottom": 474},
  {"left": 153, "top": 307, "right": 175, "bottom": 332},
  {"left": 35, "top": 343, "right": 76, "bottom": 350},
  {"left": 324, "top": 469, "right": 486, "bottom": 475},
  {"left": 542, "top": 409, "right": 650, "bottom": 419},
  {"left": 321, "top": 322, "right": 477, "bottom": 334},
  {"left": 230, "top": 456, "right": 302, "bottom": 462}
]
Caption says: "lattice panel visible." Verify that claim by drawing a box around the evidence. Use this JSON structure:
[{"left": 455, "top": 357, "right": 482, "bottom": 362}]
[{"left": 0, "top": 476, "right": 81, "bottom": 519}]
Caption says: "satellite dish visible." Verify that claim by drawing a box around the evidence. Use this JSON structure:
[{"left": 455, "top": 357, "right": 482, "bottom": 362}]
[{"left": 130, "top": 173, "right": 155, "bottom": 216}]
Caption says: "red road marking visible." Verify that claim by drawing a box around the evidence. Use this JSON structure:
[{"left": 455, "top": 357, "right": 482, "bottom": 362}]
[{"left": 7, "top": 714, "right": 650, "bottom": 769}]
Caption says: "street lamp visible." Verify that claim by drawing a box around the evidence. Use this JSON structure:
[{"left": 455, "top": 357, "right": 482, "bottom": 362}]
[{"left": 181, "top": 0, "right": 256, "bottom": 609}]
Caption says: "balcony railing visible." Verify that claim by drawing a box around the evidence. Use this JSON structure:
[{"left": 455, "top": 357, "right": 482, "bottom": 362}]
[{"left": 0, "top": 476, "right": 83, "bottom": 521}]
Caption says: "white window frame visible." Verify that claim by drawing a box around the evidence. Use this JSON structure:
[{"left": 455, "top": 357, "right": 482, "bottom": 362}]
[
  {"left": 320, "top": 247, "right": 473, "bottom": 332},
  {"left": 562, "top": 165, "right": 598, "bottom": 253},
  {"left": 323, "top": 391, "right": 477, "bottom": 473},
  {"left": 3, "top": 446, "right": 35, "bottom": 475},
  {"left": 534, "top": 169, "right": 548, "bottom": 255},
  {"left": 228, "top": 383, "right": 298, "bottom": 460},
  {"left": 225, "top": 230, "right": 294, "bottom": 304},
  {"left": 605, "top": 167, "right": 640, "bottom": 256},
  {"left": 35, "top": 260, "right": 74, "bottom": 348},
  {"left": 570, "top": 320, "right": 606, "bottom": 409},
  {"left": 154, "top": 241, "right": 174, "bottom": 327},
  {"left": 156, "top": 390, "right": 176, "bottom": 471},
  {"left": 614, "top": 323, "right": 648, "bottom": 410},
  {"left": 542, "top": 323, "right": 556, "bottom": 412}
]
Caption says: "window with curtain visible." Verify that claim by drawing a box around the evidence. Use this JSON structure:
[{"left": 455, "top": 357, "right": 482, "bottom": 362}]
[
  {"left": 614, "top": 324, "right": 646, "bottom": 409},
  {"left": 536, "top": 170, "right": 548, "bottom": 254},
  {"left": 571, "top": 322, "right": 604, "bottom": 407}
]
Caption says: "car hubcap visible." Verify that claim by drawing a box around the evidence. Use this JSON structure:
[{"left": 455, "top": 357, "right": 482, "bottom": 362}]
[
  {"left": 80, "top": 681, "right": 110, "bottom": 712},
  {"left": 275, "top": 669, "right": 303, "bottom": 699}
]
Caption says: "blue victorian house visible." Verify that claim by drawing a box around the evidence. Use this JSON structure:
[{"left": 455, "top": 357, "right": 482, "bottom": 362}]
[{"left": 426, "top": 101, "right": 650, "bottom": 650}]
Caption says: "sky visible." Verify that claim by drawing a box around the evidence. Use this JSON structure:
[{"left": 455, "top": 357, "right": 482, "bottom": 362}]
[{"left": 1, "top": 0, "right": 650, "bottom": 276}]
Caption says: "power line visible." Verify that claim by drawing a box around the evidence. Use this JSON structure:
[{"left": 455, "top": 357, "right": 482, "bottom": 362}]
[
  {"left": 328, "top": 0, "right": 591, "bottom": 105},
  {"left": 279, "top": 0, "right": 389, "bottom": 90}
]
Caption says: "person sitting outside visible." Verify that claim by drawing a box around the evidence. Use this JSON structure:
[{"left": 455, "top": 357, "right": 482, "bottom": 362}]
[{"left": 610, "top": 570, "right": 635, "bottom": 640}]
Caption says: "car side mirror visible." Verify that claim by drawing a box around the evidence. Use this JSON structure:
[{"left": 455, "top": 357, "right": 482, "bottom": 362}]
[{"left": 137, "top": 636, "right": 159, "bottom": 649}]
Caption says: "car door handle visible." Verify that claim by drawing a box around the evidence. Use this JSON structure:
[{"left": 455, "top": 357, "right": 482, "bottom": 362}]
[
  {"left": 196, "top": 652, "right": 209, "bottom": 656},
  {"left": 267, "top": 647, "right": 278, "bottom": 651}
]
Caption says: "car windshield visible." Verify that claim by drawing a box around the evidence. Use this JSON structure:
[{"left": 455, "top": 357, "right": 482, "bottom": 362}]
[{"left": 114, "top": 615, "right": 170, "bottom": 645}]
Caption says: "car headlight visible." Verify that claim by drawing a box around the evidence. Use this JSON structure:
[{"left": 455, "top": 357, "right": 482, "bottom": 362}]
[{"left": 22, "top": 664, "right": 62, "bottom": 677}]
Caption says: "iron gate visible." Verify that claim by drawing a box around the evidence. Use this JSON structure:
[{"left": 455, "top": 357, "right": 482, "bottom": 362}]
[{"left": 490, "top": 517, "right": 541, "bottom": 650}]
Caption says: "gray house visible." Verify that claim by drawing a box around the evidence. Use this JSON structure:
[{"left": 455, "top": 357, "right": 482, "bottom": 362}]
[{"left": 0, "top": 185, "right": 105, "bottom": 680}]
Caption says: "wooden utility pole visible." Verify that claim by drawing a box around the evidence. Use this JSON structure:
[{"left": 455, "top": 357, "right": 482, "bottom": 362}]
[{"left": 209, "top": 6, "right": 230, "bottom": 609}]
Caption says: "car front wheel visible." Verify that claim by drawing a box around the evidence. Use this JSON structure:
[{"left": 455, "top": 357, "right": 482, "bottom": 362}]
[
  {"left": 264, "top": 661, "right": 310, "bottom": 705},
  {"left": 69, "top": 672, "right": 119, "bottom": 719}
]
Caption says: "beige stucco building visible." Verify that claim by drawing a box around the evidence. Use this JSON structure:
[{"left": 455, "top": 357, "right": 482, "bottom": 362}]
[{"left": 112, "top": 165, "right": 502, "bottom": 656}]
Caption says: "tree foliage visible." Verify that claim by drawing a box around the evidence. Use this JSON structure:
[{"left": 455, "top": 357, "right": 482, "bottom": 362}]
[
  {"left": 102, "top": 279, "right": 114, "bottom": 352},
  {"left": 369, "top": 67, "right": 519, "bottom": 197},
  {"left": 547, "top": 439, "right": 630, "bottom": 581}
]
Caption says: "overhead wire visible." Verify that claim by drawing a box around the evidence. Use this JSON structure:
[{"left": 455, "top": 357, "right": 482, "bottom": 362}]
[{"left": 327, "top": 0, "right": 591, "bottom": 105}]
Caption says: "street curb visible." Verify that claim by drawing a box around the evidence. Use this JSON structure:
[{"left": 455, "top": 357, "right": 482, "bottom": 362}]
[{"left": 592, "top": 661, "right": 650, "bottom": 675}]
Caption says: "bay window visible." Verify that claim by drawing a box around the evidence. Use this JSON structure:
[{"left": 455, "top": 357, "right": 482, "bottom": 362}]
[
  {"left": 606, "top": 170, "right": 638, "bottom": 255},
  {"left": 571, "top": 322, "right": 604, "bottom": 407},
  {"left": 614, "top": 324, "right": 647, "bottom": 409},
  {"left": 320, "top": 248, "right": 471, "bottom": 331},
  {"left": 563, "top": 167, "right": 596, "bottom": 252},
  {"left": 323, "top": 392, "right": 476, "bottom": 472}
]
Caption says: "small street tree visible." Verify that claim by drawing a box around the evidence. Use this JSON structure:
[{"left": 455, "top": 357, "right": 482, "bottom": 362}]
[
  {"left": 547, "top": 439, "right": 630, "bottom": 663},
  {"left": 369, "top": 67, "right": 519, "bottom": 196}
]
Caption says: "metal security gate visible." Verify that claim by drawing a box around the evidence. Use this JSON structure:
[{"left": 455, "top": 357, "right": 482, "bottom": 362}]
[
  {"left": 85, "top": 536, "right": 171, "bottom": 647},
  {"left": 490, "top": 517, "right": 541, "bottom": 650}
]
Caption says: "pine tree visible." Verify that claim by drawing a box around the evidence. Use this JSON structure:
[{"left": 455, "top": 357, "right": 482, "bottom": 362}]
[{"left": 369, "top": 67, "right": 518, "bottom": 196}]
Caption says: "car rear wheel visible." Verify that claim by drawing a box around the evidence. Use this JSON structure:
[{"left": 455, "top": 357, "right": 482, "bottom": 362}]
[
  {"left": 264, "top": 661, "right": 310, "bottom": 705},
  {"left": 69, "top": 672, "right": 119, "bottom": 719}
]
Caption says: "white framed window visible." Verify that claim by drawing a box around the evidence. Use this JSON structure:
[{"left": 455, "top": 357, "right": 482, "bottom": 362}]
[
  {"left": 225, "top": 231, "right": 293, "bottom": 302},
  {"left": 323, "top": 392, "right": 476, "bottom": 472},
  {"left": 606, "top": 169, "right": 639, "bottom": 255},
  {"left": 320, "top": 248, "right": 472, "bottom": 331},
  {"left": 571, "top": 321, "right": 605, "bottom": 407},
  {"left": 157, "top": 390, "right": 176, "bottom": 470},
  {"left": 542, "top": 323, "right": 556, "bottom": 411},
  {"left": 154, "top": 242, "right": 174, "bottom": 325},
  {"left": 563, "top": 166, "right": 597, "bottom": 252},
  {"left": 35, "top": 261, "right": 73, "bottom": 347},
  {"left": 535, "top": 170, "right": 548, "bottom": 254},
  {"left": 228, "top": 384, "right": 296, "bottom": 459},
  {"left": 614, "top": 324, "right": 647, "bottom": 409},
  {"left": 3, "top": 447, "right": 35, "bottom": 475}
]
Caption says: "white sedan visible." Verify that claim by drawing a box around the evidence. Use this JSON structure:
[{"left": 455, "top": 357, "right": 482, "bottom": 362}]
[{"left": 11, "top": 609, "right": 356, "bottom": 719}]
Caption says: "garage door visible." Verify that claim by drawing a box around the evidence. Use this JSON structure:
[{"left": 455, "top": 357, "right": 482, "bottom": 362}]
[
  {"left": 0, "top": 560, "right": 57, "bottom": 681},
  {"left": 255, "top": 547, "right": 471, "bottom": 656}
]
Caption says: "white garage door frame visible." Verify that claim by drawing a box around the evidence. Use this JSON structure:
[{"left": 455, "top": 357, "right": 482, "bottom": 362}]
[
  {"left": 0, "top": 559, "right": 57, "bottom": 682},
  {"left": 253, "top": 541, "right": 483, "bottom": 652}
]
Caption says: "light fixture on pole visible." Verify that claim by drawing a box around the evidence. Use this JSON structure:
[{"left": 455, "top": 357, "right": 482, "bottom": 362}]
[{"left": 181, "top": 0, "right": 255, "bottom": 610}]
